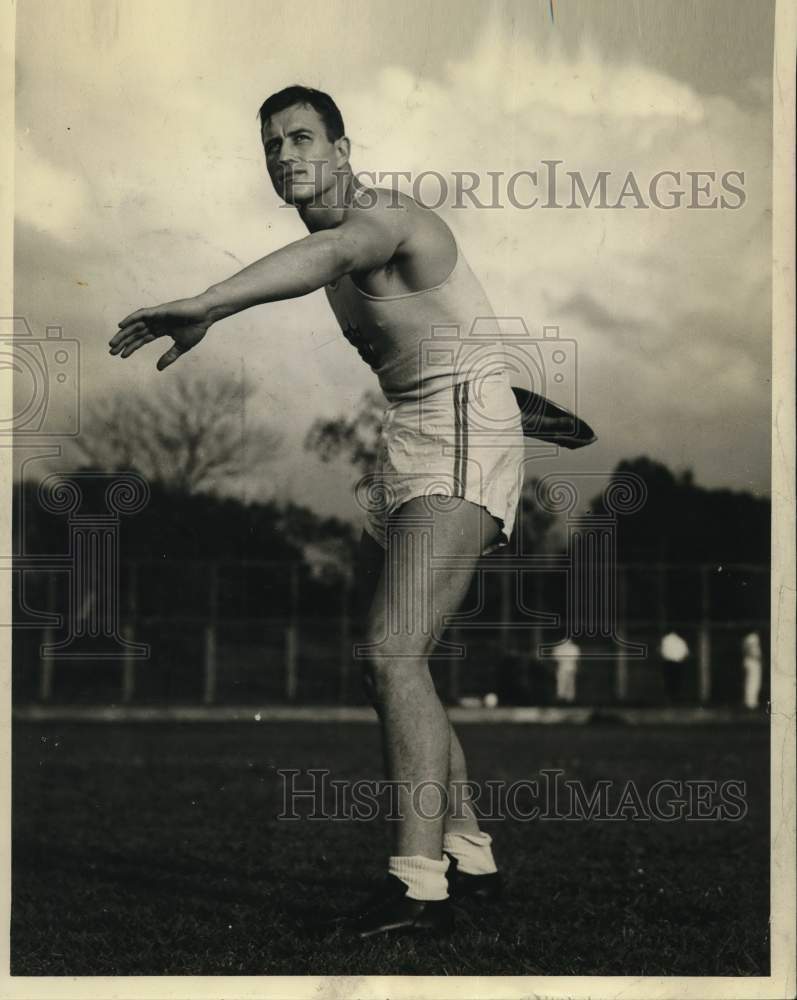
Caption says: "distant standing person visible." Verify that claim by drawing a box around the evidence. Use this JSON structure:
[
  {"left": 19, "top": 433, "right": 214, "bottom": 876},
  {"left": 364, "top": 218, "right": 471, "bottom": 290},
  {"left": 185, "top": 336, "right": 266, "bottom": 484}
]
[
  {"left": 553, "top": 638, "right": 580, "bottom": 704},
  {"left": 742, "top": 631, "right": 762, "bottom": 710},
  {"left": 659, "top": 631, "right": 690, "bottom": 703}
]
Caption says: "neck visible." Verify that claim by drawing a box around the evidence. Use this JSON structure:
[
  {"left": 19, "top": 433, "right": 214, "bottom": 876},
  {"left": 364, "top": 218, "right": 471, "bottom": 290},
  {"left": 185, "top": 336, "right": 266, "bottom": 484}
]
[{"left": 298, "top": 167, "right": 357, "bottom": 232}]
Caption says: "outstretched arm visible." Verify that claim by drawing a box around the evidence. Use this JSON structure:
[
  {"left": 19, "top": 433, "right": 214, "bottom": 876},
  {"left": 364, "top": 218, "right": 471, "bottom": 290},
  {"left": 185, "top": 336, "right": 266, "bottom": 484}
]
[
  {"left": 201, "top": 219, "right": 397, "bottom": 320},
  {"left": 109, "top": 211, "right": 402, "bottom": 371}
]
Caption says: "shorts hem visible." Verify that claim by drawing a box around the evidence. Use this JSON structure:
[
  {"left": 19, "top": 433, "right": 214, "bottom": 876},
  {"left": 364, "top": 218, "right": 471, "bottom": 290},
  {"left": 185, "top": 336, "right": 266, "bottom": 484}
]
[{"left": 363, "top": 491, "right": 516, "bottom": 557}]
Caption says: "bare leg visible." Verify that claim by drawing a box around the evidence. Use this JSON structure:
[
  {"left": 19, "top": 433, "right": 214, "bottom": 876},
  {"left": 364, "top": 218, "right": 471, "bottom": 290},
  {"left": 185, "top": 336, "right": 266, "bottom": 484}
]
[
  {"left": 356, "top": 528, "right": 485, "bottom": 841},
  {"left": 357, "top": 498, "right": 498, "bottom": 859},
  {"left": 444, "top": 725, "right": 482, "bottom": 837}
]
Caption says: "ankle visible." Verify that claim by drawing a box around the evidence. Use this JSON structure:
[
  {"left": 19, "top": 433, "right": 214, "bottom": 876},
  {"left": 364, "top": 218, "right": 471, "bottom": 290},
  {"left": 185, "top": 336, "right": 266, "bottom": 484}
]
[
  {"left": 443, "top": 830, "right": 498, "bottom": 875},
  {"left": 389, "top": 854, "right": 450, "bottom": 900}
]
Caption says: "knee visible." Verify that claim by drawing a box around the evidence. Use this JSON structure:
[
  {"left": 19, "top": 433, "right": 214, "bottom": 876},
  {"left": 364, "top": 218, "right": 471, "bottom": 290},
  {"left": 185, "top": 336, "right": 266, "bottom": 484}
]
[
  {"left": 360, "top": 650, "right": 427, "bottom": 707},
  {"left": 360, "top": 656, "right": 399, "bottom": 706}
]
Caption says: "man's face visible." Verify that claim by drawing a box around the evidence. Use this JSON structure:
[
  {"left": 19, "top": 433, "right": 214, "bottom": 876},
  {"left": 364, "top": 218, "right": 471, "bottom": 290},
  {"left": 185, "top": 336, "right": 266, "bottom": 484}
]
[{"left": 261, "top": 104, "right": 347, "bottom": 206}]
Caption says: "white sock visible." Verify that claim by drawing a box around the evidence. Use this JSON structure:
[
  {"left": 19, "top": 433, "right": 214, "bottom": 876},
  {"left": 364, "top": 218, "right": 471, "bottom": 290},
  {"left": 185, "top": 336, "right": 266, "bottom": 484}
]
[
  {"left": 443, "top": 830, "right": 498, "bottom": 875},
  {"left": 388, "top": 854, "right": 450, "bottom": 901}
]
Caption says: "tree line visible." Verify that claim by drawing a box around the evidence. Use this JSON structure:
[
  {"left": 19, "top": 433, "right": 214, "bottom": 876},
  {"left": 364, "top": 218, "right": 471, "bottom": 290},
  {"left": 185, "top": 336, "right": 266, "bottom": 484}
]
[{"left": 15, "top": 378, "right": 770, "bottom": 604}]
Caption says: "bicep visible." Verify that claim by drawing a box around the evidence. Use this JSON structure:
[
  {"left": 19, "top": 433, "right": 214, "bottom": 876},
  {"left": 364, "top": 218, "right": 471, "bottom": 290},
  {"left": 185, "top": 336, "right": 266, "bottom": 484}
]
[{"left": 334, "top": 211, "right": 404, "bottom": 274}]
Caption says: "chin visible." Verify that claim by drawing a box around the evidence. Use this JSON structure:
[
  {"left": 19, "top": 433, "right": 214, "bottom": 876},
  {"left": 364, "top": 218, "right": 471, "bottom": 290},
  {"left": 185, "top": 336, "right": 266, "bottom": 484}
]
[{"left": 277, "top": 185, "right": 318, "bottom": 206}]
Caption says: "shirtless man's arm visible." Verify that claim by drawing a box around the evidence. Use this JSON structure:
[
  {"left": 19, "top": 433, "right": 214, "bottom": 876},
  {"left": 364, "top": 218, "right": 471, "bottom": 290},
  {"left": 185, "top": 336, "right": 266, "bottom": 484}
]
[
  {"left": 108, "top": 203, "right": 407, "bottom": 371},
  {"left": 110, "top": 89, "right": 514, "bottom": 935}
]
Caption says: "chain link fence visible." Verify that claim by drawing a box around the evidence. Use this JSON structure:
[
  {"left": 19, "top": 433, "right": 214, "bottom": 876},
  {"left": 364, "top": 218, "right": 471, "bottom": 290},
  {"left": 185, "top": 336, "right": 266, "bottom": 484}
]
[{"left": 12, "top": 558, "right": 769, "bottom": 709}]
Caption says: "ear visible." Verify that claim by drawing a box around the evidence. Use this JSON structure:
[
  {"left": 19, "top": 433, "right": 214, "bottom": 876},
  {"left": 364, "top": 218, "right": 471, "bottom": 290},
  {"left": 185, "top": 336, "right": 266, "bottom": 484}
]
[{"left": 335, "top": 136, "right": 351, "bottom": 167}]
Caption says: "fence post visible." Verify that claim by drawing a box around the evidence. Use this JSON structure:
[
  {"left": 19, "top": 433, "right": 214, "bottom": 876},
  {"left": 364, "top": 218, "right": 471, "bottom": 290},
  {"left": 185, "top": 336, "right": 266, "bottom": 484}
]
[
  {"left": 616, "top": 565, "right": 628, "bottom": 701},
  {"left": 656, "top": 562, "right": 668, "bottom": 634},
  {"left": 500, "top": 568, "right": 512, "bottom": 653},
  {"left": 530, "top": 579, "right": 542, "bottom": 661},
  {"left": 698, "top": 566, "right": 712, "bottom": 704},
  {"left": 339, "top": 583, "right": 351, "bottom": 704},
  {"left": 202, "top": 562, "right": 218, "bottom": 705},
  {"left": 284, "top": 564, "right": 299, "bottom": 701},
  {"left": 121, "top": 561, "right": 138, "bottom": 704},
  {"left": 39, "top": 571, "right": 56, "bottom": 702}
]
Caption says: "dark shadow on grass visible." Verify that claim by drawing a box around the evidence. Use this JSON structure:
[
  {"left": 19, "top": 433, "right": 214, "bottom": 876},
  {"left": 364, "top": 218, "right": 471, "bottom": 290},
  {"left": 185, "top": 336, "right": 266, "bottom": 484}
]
[{"left": 13, "top": 838, "right": 377, "bottom": 930}]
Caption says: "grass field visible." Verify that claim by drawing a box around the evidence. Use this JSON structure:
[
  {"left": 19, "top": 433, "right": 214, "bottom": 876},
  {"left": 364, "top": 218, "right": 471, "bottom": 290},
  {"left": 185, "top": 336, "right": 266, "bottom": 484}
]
[{"left": 12, "top": 719, "right": 769, "bottom": 976}]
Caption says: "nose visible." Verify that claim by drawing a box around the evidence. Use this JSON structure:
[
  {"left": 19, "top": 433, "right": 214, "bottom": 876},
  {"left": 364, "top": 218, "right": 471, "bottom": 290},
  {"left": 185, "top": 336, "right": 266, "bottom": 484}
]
[
  {"left": 278, "top": 138, "right": 301, "bottom": 165},
  {"left": 264, "top": 140, "right": 293, "bottom": 167}
]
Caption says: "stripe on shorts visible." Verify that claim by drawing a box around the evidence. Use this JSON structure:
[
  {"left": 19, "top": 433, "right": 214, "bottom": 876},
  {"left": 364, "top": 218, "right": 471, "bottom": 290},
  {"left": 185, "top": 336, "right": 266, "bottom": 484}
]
[{"left": 453, "top": 381, "right": 469, "bottom": 495}]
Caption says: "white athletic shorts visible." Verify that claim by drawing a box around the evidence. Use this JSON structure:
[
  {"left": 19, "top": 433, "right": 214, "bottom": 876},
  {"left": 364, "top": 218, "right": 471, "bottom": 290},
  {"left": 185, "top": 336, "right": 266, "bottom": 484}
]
[{"left": 356, "top": 373, "right": 525, "bottom": 556}]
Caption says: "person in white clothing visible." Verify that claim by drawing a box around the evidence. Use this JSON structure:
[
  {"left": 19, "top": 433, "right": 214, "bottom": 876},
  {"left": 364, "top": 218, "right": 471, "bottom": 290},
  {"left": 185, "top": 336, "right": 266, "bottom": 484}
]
[
  {"left": 742, "top": 631, "right": 762, "bottom": 710},
  {"left": 553, "top": 639, "right": 580, "bottom": 704},
  {"left": 659, "top": 631, "right": 690, "bottom": 703}
]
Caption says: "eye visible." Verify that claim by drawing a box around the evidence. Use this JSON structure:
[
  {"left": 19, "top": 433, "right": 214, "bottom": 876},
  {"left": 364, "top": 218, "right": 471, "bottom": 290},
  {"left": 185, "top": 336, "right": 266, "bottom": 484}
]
[{"left": 296, "top": 134, "right": 311, "bottom": 143}]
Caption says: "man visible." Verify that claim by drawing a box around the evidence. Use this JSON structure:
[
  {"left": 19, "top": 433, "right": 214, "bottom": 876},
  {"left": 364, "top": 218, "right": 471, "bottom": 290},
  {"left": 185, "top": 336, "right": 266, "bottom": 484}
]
[
  {"left": 109, "top": 85, "right": 523, "bottom": 938},
  {"left": 741, "top": 631, "right": 762, "bottom": 710},
  {"left": 659, "top": 630, "right": 690, "bottom": 704}
]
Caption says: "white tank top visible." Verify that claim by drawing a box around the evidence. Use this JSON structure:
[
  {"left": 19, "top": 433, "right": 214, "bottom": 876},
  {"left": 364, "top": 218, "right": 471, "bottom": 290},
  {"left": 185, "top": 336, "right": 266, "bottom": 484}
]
[{"left": 324, "top": 238, "right": 508, "bottom": 402}]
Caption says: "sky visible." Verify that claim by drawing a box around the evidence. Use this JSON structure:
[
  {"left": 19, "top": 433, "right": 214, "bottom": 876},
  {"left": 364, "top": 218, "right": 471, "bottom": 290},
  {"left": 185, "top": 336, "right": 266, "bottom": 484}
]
[{"left": 13, "top": 0, "right": 775, "bottom": 521}]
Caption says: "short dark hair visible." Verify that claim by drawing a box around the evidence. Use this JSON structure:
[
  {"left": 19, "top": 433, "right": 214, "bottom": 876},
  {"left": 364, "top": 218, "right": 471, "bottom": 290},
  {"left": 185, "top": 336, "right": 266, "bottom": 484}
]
[{"left": 257, "top": 85, "right": 345, "bottom": 142}]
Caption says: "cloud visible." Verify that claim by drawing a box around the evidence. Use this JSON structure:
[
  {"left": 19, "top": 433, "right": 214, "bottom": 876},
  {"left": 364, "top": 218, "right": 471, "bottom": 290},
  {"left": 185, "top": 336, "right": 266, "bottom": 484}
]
[
  {"left": 335, "top": 24, "right": 771, "bottom": 498},
  {"left": 13, "top": 1, "right": 772, "bottom": 516},
  {"left": 14, "top": 140, "right": 93, "bottom": 240}
]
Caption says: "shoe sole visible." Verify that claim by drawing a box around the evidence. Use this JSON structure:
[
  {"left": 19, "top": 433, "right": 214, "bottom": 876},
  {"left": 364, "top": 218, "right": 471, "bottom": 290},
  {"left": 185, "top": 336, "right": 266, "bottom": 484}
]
[
  {"left": 450, "top": 890, "right": 502, "bottom": 904},
  {"left": 356, "top": 919, "right": 455, "bottom": 940}
]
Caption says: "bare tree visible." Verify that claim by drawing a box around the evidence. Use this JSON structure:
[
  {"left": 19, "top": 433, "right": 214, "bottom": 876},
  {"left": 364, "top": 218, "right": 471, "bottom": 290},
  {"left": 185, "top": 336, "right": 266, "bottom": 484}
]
[
  {"left": 304, "top": 389, "right": 383, "bottom": 474},
  {"left": 518, "top": 476, "right": 562, "bottom": 554},
  {"left": 69, "top": 369, "right": 280, "bottom": 494}
]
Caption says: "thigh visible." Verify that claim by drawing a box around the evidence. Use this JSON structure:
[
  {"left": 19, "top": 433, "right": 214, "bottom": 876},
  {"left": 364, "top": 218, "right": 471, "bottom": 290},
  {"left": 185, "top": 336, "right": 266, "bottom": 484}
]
[{"left": 365, "top": 497, "right": 499, "bottom": 659}]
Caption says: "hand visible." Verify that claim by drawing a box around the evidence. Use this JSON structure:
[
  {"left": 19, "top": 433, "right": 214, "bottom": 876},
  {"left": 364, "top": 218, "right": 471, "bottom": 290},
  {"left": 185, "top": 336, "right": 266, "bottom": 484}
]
[{"left": 109, "top": 295, "right": 213, "bottom": 371}]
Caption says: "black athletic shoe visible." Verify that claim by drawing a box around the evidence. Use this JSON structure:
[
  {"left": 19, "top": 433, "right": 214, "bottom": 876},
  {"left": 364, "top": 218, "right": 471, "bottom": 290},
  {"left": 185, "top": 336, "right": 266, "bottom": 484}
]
[
  {"left": 345, "top": 874, "right": 454, "bottom": 939},
  {"left": 445, "top": 853, "right": 503, "bottom": 903}
]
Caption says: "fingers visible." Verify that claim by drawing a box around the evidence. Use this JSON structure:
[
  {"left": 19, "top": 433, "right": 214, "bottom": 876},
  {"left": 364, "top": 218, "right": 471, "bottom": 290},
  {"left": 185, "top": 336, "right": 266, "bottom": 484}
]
[
  {"left": 118, "top": 307, "right": 151, "bottom": 329},
  {"left": 109, "top": 320, "right": 148, "bottom": 353},
  {"left": 116, "top": 331, "right": 157, "bottom": 359},
  {"left": 110, "top": 309, "right": 189, "bottom": 370},
  {"left": 125, "top": 333, "right": 157, "bottom": 358},
  {"left": 156, "top": 344, "right": 184, "bottom": 371}
]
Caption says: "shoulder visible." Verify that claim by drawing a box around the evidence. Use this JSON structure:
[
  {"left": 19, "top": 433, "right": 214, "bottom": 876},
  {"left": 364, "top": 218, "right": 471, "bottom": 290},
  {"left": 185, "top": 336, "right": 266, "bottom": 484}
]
[
  {"left": 344, "top": 185, "right": 411, "bottom": 230},
  {"left": 349, "top": 185, "right": 443, "bottom": 222},
  {"left": 346, "top": 186, "right": 456, "bottom": 252}
]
